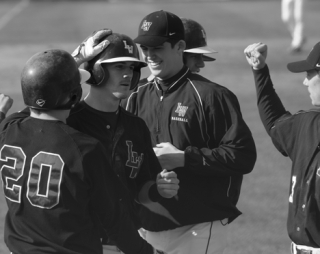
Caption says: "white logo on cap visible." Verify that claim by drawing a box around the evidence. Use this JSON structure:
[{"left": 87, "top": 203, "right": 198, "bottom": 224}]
[
  {"left": 123, "top": 40, "right": 133, "bottom": 54},
  {"left": 201, "top": 29, "right": 206, "bottom": 39},
  {"left": 169, "top": 32, "right": 176, "bottom": 36},
  {"left": 141, "top": 20, "right": 152, "bottom": 31},
  {"left": 316, "top": 63, "right": 320, "bottom": 68}
]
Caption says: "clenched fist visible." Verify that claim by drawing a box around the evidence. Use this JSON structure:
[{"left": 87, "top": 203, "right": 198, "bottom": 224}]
[{"left": 244, "top": 42, "right": 268, "bottom": 70}]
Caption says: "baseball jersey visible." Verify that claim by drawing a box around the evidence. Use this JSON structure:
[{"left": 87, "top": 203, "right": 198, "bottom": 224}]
[
  {"left": 253, "top": 65, "right": 320, "bottom": 247},
  {"left": 123, "top": 66, "right": 257, "bottom": 231},
  {"left": 0, "top": 110, "right": 122, "bottom": 254},
  {"left": 67, "top": 102, "right": 162, "bottom": 243}
]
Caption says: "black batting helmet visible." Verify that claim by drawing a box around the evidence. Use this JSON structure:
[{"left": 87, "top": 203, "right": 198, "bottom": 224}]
[
  {"left": 181, "top": 18, "right": 217, "bottom": 61},
  {"left": 84, "top": 32, "right": 147, "bottom": 89},
  {"left": 21, "top": 49, "right": 90, "bottom": 110}
]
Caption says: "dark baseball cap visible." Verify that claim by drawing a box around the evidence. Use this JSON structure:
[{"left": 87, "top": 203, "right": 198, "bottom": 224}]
[
  {"left": 287, "top": 42, "right": 320, "bottom": 73},
  {"left": 134, "top": 10, "right": 185, "bottom": 47}
]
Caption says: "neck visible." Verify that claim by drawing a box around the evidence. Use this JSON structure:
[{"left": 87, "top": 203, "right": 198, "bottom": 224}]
[
  {"left": 84, "top": 87, "right": 119, "bottom": 112},
  {"left": 30, "top": 109, "right": 70, "bottom": 123}
]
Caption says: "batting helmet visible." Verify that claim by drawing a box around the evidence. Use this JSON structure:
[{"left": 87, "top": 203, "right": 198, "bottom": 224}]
[
  {"left": 181, "top": 18, "right": 217, "bottom": 61},
  {"left": 84, "top": 32, "right": 147, "bottom": 89},
  {"left": 21, "top": 49, "right": 90, "bottom": 110}
]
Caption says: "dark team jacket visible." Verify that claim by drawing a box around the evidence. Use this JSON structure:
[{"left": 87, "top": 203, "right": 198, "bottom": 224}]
[
  {"left": 123, "top": 66, "right": 257, "bottom": 231},
  {"left": 253, "top": 65, "right": 320, "bottom": 247},
  {"left": 67, "top": 102, "right": 162, "bottom": 239},
  {"left": 0, "top": 110, "right": 154, "bottom": 254}
]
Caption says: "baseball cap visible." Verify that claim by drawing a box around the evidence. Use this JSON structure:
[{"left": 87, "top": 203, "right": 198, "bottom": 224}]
[
  {"left": 287, "top": 42, "right": 320, "bottom": 73},
  {"left": 134, "top": 10, "right": 185, "bottom": 47}
]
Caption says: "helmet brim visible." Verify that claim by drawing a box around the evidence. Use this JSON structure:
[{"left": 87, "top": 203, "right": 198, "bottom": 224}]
[
  {"left": 79, "top": 69, "right": 91, "bottom": 84},
  {"left": 184, "top": 46, "right": 217, "bottom": 54},
  {"left": 98, "top": 57, "right": 148, "bottom": 68}
]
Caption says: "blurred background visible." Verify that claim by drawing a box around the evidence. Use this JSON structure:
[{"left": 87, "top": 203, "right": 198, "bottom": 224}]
[{"left": 0, "top": 0, "right": 319, "bottom": 253}]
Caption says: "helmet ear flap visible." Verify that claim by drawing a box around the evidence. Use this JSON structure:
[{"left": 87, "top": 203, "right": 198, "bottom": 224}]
[
  {"left": 84, "top": 62, "right": 108, "bottom": 86},
  {"left": 130, "top": 67, "right": 141, "bottom": 90}
]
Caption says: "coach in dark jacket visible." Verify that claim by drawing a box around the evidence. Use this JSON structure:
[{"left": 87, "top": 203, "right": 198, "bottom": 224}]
[{"left": 123, "top": 10, "right": 257, "bottom": 254}]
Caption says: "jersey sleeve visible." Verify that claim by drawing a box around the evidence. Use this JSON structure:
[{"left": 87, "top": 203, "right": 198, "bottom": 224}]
[
  {"left": 252, "top": 65, "right": 293, "bottom": 156},
  {"left": 184, "top": 86, "right": 257, "bottom": 176},
  {"left": 0, "top": 107, "right": 30, "bottom": 131}
]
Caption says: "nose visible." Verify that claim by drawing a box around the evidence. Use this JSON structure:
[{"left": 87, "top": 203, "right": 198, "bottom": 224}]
[{"left": 196, "top": 55, "right": 205, "bottom": 68}]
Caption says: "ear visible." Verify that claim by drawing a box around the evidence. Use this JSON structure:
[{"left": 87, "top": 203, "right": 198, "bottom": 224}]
[{"left": 176, "top": 40, "right": 186, "bottom": 57}]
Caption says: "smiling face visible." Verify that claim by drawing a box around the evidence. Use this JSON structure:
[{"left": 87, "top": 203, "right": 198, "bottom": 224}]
[
  {"left": 303, "top": 69, "right": 320, "bottom": 106},
  {"left": 139, "top": 41, "right": 185, "bottom": 80},
  {"left": 102, "top": 61, "right": 136, "bottom": 100},
  {"left": 184, "top": 52, "right": 205, "bottom": 73}
]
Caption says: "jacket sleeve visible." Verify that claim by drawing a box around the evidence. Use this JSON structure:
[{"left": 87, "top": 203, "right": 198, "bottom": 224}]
[
  {"left": 252, "top": 65, "right": 297, "bottom": 157},
  {"left": 86, "top": 142, "right": 155, "bottom": 254},
  {"left": 184, "top": 85, "right": 257, "bottom": 176}
]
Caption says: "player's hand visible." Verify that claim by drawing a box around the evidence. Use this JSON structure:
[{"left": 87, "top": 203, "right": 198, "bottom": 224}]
[
  {"left": 244, "top": 42, "right": 268, "bottom": 70},
  {"left": 153, "top": 142, "right": 184, "bottom": 170},
  {"left": 71, "top": 29, "right": 112, "bottom": 66},
  {"left": 0, "top": 93, "right": 13, "bottom": 115},
  {"left": 156, "top": 169, "right": 179, "bottom": 199}
]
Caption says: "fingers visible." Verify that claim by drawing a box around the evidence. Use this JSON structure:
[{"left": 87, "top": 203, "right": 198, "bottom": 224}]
[
  {"left": 0, "top": 94, "right": 13, "bottom": 114},
  {"left": 93, "top": 40, "right": 110, "bottom": 54},
  {"left": 92, "top": 29, "right": 112, "bottom": 43}
]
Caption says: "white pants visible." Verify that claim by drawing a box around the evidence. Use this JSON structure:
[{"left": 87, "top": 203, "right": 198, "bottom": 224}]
[
  {"left": 291, "top": 242, "right": 320, "bottom": 254},
  {"left": 145, "top": 220, "right": 228, "bottom": 254},
  {"left": 281, "top": 0, "right": 305, "bottom": 47}
]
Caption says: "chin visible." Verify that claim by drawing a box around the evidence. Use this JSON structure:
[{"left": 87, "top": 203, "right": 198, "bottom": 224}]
[{"left": 113, "top": 92, "right": 129, "bottom": 100}]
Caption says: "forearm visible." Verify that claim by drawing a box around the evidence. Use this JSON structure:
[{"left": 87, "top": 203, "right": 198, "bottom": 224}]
[{"left": 253, "top": 65, "right": 288, "bottom": 134}]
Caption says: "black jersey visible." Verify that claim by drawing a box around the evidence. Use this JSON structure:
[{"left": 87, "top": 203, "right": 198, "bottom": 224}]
[
  {"left": 67, "top": 101, "right": 162, "bottom": 247},
  {"left": 0, "top": 111, "right": 121, "bottom": 254},
  {"left": 253, "top": 65, "right": 320, "bottom": 247},
  {"left": 1, "top": 109, "right": 156, "bottom": 254}
]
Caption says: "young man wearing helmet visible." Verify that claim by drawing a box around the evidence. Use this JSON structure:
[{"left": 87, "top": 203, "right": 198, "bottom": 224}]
[
  {"left": 0, "top": 49, "right": 144, "bottom": 254},
  {"left": 181, "top": 17, "right": 217, "bottom": 74},
  {"left": 123, "top": 10, "right": 257, "bottom": 254},
  {"left": 69, "top": 31, "right": 179, "bottom": 254}
]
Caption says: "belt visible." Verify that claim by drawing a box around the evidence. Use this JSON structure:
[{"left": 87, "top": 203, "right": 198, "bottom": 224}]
[{"left": 292, "top": 242, "right": 320, "bottom": 254}]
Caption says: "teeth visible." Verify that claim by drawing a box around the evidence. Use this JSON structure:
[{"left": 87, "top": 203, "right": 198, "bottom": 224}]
[{"left": 148, "top": 62, "right": 160, "bottom": 66}]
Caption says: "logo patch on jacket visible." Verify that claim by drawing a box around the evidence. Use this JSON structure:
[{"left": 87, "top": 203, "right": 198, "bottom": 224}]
[
  {"left": 126, "top": 140, "right": 144, "bottom": 178},
  {"left": 172, "top": 103, "right": 188, "bottom": 122}
]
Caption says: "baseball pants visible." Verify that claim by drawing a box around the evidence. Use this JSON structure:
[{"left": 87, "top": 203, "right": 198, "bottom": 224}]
[
  {"left": 145, "top": 219, "right": 228, "bottom": 254},
  {"left": 281, "top": 0, "right": 305, "bottom": 48},
  {"left": 291, "top": 242, "right": 320, "bottom": 254}
]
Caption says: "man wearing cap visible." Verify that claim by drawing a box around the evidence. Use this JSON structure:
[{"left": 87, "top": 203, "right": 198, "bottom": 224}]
[
  {"left": 244, "top": 41, "right": 320, "bottom": 252},
  {"left": 124, "top": 10, "right": 257, "bottom": 254},
  {"left": 181, "top": 17, "right": 217, "bottom": 73}
]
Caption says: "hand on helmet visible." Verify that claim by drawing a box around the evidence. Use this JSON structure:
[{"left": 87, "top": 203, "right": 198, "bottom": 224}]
[{"left": 72, "top": 29, "right": 112, "bottom": 66}]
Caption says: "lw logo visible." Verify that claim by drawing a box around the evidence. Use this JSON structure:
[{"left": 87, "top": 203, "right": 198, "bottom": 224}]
[
  {"left": 141, "top": 20, "right": 152, "bottom": 31},
  {"left": 126, "top": 141, "right": 144, "bottom": 178},
  {"left": 123, "top": 41, "right": 133, "bottom": 54},
  {"left": 36, "top": 99, "right": 46, "bottom": 107},
  {"left": 175, "top": 103, "right": 188, "bottom": 117}
]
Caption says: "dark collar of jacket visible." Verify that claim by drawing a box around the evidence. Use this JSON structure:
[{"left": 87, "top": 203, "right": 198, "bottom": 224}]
[{"left": 147, "top": 65, "right": 190, "bottom": 94}]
